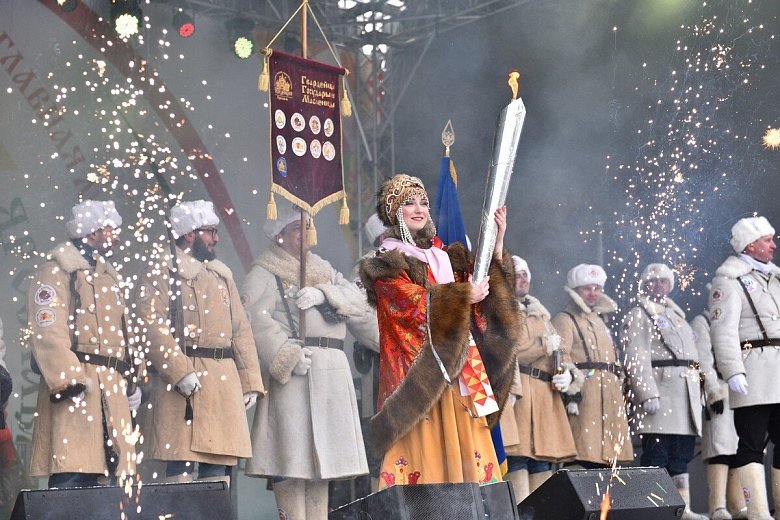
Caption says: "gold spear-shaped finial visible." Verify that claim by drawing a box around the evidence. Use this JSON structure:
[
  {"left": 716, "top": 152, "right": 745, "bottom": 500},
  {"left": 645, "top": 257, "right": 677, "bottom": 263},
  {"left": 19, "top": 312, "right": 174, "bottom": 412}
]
[
  {"left": 441, "top": 119, "right": 455, "bottom": 157},
  {"left": 508, "top": 71, "right": 520, "bottom": 100}
]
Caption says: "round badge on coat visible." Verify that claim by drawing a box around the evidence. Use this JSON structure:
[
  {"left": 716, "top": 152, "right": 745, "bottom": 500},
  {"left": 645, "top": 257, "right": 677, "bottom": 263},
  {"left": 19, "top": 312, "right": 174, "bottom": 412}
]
[
  {"left": 740, "top": 277, "right": 758, "bottom": 293},
  {"left": 35, "top": 308, "right": 56, "bottom": 327},
  {"left": 655, "top": 316, "right": 670, "bottom": 329},
  {"left": 34, "top": 285, "right": 56, "bottom": 306}
]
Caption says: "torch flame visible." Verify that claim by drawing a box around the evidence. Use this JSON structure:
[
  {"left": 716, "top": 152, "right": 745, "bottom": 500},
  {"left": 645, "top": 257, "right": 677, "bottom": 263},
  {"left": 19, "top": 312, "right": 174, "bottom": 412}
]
[
  {"left": 600, "top": 491, "right": 611, "bottom": 520},
  {"left": 508, "top": 71, "right": 520, "bottom": 100}
]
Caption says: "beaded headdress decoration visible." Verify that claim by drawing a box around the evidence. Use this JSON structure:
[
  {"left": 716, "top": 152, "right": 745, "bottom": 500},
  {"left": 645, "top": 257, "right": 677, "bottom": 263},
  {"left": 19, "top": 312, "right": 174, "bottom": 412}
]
[{"left": 384, "top": 174, "right": 427, "bottom": 225}]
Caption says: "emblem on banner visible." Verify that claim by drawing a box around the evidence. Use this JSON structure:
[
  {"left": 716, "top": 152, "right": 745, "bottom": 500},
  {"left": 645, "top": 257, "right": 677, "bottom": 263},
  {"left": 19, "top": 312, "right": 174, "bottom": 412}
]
[
  {"left": 274, "top": 71, "right": 293, "bottom": 101},
  {"left": 276, "top": 157, "right": 288, "bottom": 177}
]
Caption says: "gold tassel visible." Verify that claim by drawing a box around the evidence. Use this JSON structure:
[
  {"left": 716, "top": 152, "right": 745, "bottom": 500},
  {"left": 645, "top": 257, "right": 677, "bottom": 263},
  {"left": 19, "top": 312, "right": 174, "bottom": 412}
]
[
  {"left": 307, "top": 215, "right": 318, "bottom": 246},
  {"left": 266, "top": 191, "right": 277, "bottom": 220},
  {"left": 340, "top": 76, "right": 352, "bottom": 117},
  {"left": 258, "top": 52, "right": 270, "bottom": 92},
  {"left": 339, "top": 195, "right": 350, "bottom": 225}
]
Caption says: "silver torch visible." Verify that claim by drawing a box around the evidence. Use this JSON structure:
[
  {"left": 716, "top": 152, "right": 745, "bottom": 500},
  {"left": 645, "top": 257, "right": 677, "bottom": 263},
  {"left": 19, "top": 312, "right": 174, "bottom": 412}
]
[{"left": 472, "top": 72, "right": 527, "bottom": 282}]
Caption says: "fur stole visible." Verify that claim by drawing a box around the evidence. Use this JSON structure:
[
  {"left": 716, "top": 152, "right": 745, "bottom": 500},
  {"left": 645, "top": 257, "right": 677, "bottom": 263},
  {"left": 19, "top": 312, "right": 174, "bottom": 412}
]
[
  {"left": 362, "top": 245, "right": 519, "bottom": 454},
  {"left": 253, "top": 244, "right": 333, "bottom": 286}
]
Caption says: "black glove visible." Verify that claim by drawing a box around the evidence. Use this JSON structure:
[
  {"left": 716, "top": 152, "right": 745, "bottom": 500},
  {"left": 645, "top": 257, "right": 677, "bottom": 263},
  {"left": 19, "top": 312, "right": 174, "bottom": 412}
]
[
  {"left": 709, "top": 399, "right": 725, "bottom": 415},
  {"left": 353, "top": 342, "right": 376, "bottom": 374}
]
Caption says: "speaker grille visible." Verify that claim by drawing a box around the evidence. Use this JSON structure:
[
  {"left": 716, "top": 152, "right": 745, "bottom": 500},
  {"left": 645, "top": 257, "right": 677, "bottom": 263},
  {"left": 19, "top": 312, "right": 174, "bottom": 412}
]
[{"left": 403, "top": 484, "right": 478, "bottom": 519}]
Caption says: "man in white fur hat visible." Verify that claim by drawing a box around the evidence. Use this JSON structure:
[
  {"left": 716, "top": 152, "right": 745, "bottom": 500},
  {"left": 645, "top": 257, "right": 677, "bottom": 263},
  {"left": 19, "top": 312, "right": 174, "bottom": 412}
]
[
  {"left": 622, "top": 263, "right": 712, "bottom": 519},
  {"left": 241, "top": 203, "right": 368, "bottom": 520},
  {"left": 28, "top": 200, "right": 140, "bottom": 488},
  {"left": 551, "top": 264, "right": 634, "bottom": 468},
  {"left": 500, "top": 256, "right": 581, "bottom": 504},
  {"left": 710, "top": 216, "right": 780, "bottom": 520},
  {"left": 135, "top": 200, "right": 264, "bottom": 485}
]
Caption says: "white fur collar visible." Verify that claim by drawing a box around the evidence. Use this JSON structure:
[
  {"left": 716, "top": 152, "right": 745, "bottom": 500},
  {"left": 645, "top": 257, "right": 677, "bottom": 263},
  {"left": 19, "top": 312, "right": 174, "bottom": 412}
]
[
  {"left": 715, "top": 255, "right": 780, "bottom": 279},
  {"left": 517, "top": 294, "right": 551, "bottom": 320},
  {"left": 639, "top": 295, "right": 686, "bottom": 320},
  {"left": 160, "top": 248, "right": 234, "bottom": 281},
  {"left": 253, "top": 244, "right": 332, "bottom": 286},
  {"left": 564, "top": 286, "right": 618, "bottom": 315},
  {"left": 48, "top": 241, "right": 120, "bottom": 281}
]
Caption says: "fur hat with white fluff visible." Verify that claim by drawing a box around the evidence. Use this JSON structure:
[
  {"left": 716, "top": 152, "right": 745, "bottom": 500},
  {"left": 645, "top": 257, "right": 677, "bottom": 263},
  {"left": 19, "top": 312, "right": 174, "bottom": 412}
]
[
  {"left": 264, "top": 203, "right": 308, "bottom": 240},
  {"left": 512, "top": 255, "right": 531, "bottom": 281},
  {"left": 566, "top": 264, "right": 607, "bottom": 289},
  {"left": 730, "top": 216, "right": 775, "bottom": 254},
  {"left": 364, "top": 213, "right": 387, "bottom": 246},
  {"left": 170, "top": 200, "right": 219, "bottom": 239},
  {"left": 640, "top": 263, "right": 675, "bottom": 291},
  {"left": 66, "top": 200, "right": 122, "bottom": 238}
]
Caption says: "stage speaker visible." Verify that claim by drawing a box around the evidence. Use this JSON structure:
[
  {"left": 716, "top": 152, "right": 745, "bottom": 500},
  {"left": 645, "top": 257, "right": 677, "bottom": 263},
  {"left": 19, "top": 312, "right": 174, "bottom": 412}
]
[
  {"left": 517, "top": 467, "right": 685, "bottom": 519},
  {"left": 329, "top": 481, "right": 519, "bottom": 520},
  {"left": 10, "top": 481, "right": 232, "bottom": 520}
]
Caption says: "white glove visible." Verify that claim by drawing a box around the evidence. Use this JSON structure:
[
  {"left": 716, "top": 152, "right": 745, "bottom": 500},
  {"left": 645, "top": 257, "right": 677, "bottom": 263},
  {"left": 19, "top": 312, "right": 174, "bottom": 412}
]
[
  {"left": 566, "top": 402, "right": 579, "bottom": 415},
  {"left": 727, "top": 374, "right": 749, "bottom": 395},
  {"left": 552, "top": 370, "right": 573, "bottom": 393},
  {"left": 292, "top": 348, "right": 313, "bottom": 376},
  {"left": 506, "top": 393, "right": 518, "bottom": 409},
  {"left": 72, "top": 390, "right": 86, "bottom": 404},
  {"left": 243, "top": 391, "right": 259, "bottom": 410},
  {"left": 127, "top": 386, "right": 142, "bottom": 411},
  {"left": 175, "top": 371, "right": 202, "bottom": 397},
  {"left": 643, "top": 397, "right": 660, "bottom": 414},
  {"left": 295, "top": 287, "right": 326, "bottom": 310}
]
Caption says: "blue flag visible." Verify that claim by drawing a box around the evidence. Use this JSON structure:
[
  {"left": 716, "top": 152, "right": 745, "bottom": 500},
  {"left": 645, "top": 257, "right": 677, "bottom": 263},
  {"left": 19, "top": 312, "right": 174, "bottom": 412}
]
[
  {"left": 432, "top": 157, "right": 467, "bottom": 247},
  {"left": 433, "top": 155, "right": 509, "bottom": 476}
]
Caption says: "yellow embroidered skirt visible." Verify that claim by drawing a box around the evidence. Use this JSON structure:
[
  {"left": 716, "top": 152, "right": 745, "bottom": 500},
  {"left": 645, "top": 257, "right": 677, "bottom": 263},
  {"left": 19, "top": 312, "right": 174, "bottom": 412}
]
[{"left": 378, "top": 386, "right": 501, "bottom": 488}]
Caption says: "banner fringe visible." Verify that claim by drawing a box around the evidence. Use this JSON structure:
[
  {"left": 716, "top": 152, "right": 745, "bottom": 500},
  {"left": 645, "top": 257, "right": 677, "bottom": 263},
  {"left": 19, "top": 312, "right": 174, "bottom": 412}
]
[{"left": 267, "top": 191, "right": 277, "bottom": 220}]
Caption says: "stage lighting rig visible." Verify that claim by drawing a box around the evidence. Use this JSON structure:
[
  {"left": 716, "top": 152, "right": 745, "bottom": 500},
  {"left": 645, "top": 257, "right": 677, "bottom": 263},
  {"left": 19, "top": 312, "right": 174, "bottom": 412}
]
[
  {"left": 226, "top": 18, "right": 255, "bottom": 59},
  {"left": 110, "top": 0, "right": 142, "bottom": 38},
  {"left": 173, "top": 10, "right": 195, "bottom": 38}
]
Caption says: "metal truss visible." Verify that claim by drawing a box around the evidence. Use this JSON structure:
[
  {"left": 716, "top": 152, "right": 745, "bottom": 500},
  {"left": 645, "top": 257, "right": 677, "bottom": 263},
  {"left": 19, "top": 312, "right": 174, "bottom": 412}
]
[{"left": 156, "top": 0, "right": 534, "bottom": 251}]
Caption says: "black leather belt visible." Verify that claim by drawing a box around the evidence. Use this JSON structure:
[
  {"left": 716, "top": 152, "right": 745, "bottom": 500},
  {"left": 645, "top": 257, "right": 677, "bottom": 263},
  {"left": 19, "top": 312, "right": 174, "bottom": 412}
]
[
  {"left": 518, "top": 364, "right": 553, "bottom": 382},
  {"left": 184, "top": 346, "right": 234, "bottom": 360},
  {"left": 576, "top": 362, "right": 622, "bottom": 377},
  {"left": 304, "top": 337, "right": 344, "bottom": 349},
  {"left": 651, "top": 359, "right": 699, "bottom": 369},
  {"left": 74, "top": 351, "right": 130, "bottom": 373},
  {"left": 741, "top": 338, "right": 780, "bottom": 350}
]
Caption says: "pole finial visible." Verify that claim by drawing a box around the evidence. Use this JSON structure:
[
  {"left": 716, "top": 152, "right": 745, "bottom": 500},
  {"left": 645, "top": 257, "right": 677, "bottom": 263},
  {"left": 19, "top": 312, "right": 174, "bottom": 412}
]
[{"left": 441, "top": 119, "right": 455, "bottom": 157}]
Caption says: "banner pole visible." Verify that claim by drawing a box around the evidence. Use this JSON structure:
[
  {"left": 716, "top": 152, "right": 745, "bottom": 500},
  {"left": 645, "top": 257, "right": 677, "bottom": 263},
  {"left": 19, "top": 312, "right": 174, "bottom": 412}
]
[{"left": 298, "top": 0, "right": 309, "bottom": 338}]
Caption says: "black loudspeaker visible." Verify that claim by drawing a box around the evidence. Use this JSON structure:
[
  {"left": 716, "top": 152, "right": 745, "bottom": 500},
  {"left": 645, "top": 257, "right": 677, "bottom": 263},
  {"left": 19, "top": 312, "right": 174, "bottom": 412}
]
[
  {"left": 329, "top": 481, "right": 519, "bottom": 520},
  {"left": 517, "top": 467, "right": 685, "bottom": 519},
  {"left": 10, "top": 481, "right": 232, "bottom": 519}
]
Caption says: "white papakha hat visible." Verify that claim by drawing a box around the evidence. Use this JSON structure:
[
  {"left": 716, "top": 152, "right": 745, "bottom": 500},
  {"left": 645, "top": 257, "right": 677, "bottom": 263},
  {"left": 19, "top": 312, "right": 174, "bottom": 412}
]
[
  {"left": 170, "top": 200, "right": 219, "bottom": 239},
  {"left": 66, "top": 200, "right": 122, "bottom": 238},
  {"left": 566, "top": 263, "right": 607, "bottom": 289},
  {"left": 640, "top": 263, "right": 675, "bottom": 291},
  {"left": 730, "top": 216, "right": 775, "bottom": 254}
]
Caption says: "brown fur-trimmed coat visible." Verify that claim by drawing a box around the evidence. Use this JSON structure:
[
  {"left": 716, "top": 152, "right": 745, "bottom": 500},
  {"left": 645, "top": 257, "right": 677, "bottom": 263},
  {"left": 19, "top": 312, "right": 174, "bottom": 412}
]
[{"left": 359, "top": 241, "right": 520, "bottom": 456}]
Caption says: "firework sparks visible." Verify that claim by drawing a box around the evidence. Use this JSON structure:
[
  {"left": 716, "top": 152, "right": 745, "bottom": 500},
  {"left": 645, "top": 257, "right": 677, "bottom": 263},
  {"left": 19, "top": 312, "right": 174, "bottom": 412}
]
[{"left": 763, "top": 128, "right": 780, "bottom": 149}]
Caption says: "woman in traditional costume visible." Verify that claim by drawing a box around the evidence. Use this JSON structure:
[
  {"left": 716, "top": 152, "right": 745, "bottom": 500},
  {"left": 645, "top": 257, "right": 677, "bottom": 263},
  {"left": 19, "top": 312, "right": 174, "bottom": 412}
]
[{"left": 359, "top": 174, "right": 520, "bottom": 488}]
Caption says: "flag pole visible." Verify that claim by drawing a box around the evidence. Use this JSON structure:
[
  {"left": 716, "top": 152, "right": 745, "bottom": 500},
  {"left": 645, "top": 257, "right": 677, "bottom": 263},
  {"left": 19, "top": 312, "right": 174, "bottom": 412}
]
[{"left": 298, "top": 0, "right": 309, "bottom": 339}]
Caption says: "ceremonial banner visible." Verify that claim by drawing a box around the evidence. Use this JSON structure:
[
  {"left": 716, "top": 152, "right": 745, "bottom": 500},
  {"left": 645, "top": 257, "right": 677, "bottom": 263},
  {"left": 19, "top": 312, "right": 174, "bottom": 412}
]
[
  {"left": 267, "top": 50, "right": 346, "bottom": 215},
  {"left": 433, "top": 156, "right": 467, "bottom": 246}
]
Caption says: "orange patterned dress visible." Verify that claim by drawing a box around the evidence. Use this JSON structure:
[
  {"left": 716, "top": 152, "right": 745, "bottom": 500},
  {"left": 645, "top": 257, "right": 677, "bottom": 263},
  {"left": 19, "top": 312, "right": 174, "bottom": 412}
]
[{"left": 374, "top": 265, "right": 500, "bottom": 488}]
